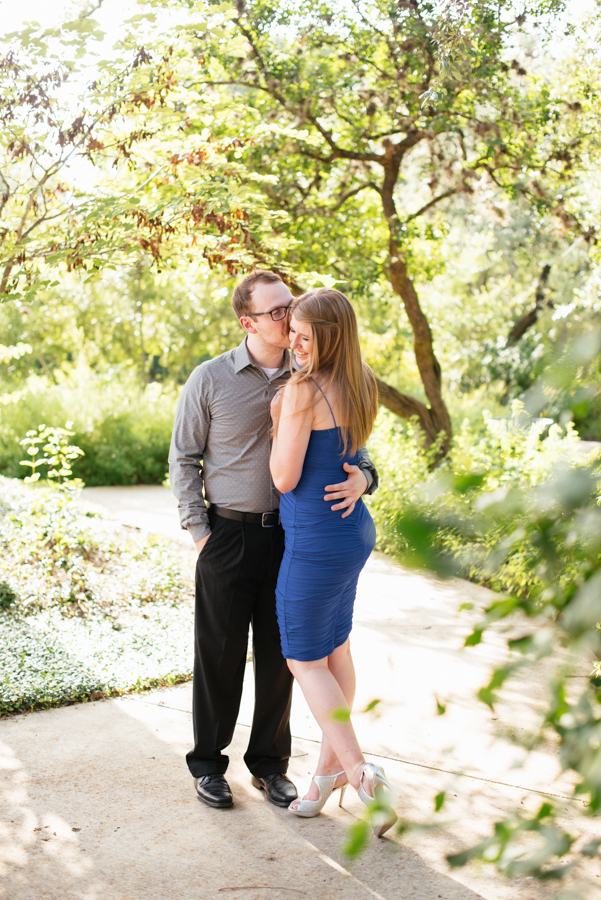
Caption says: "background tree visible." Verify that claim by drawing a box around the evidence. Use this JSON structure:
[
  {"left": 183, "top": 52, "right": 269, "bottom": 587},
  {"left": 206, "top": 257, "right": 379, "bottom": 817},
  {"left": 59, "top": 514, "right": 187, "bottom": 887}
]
[
  {"left": 0, "top": 1, "right": 290, "bottom": 316},
  {"left": 192, "top": 0, "right": 595, "bottom": 453}
]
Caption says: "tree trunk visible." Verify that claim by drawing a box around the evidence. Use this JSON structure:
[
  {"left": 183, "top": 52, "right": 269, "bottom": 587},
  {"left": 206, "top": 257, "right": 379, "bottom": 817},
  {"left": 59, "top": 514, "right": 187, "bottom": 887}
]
[
  {"left": 378, "top": 155, "right": 452, "bottom": 456},
  {"left": 387, "top": 246, "right": 452, "bottom": 451}
]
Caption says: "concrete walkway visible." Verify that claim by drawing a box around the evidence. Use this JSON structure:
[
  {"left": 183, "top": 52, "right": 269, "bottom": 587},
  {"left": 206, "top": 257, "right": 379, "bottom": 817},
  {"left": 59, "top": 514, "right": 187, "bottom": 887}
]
[{"left": 1, "top": 487, "right": 599, "bottom": 900}]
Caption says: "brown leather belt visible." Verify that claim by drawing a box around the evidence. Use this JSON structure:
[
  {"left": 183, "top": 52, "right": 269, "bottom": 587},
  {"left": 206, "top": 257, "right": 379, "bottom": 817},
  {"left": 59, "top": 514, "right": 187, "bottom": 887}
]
[{"left": 212, "top": 506, "right": 280, "bottom": 527}]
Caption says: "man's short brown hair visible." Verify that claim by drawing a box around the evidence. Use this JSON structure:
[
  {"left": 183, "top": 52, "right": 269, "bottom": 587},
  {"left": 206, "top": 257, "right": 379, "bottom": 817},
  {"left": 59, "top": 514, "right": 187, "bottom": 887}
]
[{"left": 231, "top": 270, "right": 283, "bottom": 318}]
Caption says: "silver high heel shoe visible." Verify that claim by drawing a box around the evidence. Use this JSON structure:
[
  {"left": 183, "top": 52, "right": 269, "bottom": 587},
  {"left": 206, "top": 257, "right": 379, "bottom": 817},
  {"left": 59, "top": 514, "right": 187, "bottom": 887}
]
[
  {"left": 288, "top": 771, "right": 348, "bottom": 817},
  {"left": 357, "top": 763, "right": 398, "bottom": 837}
]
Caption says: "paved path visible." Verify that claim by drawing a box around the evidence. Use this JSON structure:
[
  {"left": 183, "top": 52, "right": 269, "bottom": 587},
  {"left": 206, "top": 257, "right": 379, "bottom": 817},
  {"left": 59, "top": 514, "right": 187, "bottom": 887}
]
[{"left": 1, "top": 487, "right": 599, "bottom": 900}]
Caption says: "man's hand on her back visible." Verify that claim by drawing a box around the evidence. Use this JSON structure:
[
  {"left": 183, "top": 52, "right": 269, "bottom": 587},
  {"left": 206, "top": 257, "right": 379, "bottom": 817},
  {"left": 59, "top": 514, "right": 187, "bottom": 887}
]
[
  {"left": 195, "top": 535, "right": 211, "bottom": 555},
  {"left": 323, "top": 463, "right": 368, "bottom": 519}
]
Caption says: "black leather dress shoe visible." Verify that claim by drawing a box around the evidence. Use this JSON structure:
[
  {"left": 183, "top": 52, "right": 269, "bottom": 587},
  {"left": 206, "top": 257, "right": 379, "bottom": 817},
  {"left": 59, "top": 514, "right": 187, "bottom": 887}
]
[
  {"left": 251, "top": 773, "right": 298, "bottom": 808},
  {"left": 195, "top": 774, "right": 233, "bottom": 809}
]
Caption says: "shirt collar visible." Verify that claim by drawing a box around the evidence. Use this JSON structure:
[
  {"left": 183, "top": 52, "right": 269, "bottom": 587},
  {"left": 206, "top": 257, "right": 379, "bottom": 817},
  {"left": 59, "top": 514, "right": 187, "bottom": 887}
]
[{"left": 233, "top": 336, "right": 292, "bottom": 376}]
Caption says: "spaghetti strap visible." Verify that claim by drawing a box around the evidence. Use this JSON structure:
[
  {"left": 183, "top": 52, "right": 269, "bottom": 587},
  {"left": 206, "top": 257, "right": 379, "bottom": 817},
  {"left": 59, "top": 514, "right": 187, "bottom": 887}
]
[{"left": 311, "top": 378, "right": 337, "bottom": 428}]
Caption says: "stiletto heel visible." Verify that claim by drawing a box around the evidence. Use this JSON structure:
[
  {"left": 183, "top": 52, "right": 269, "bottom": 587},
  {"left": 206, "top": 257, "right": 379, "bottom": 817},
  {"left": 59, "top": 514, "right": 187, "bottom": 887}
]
[
  {"left": 357, "top": 763, "right": 398, "bottom": 837},
  {"left": 338, "top": 783, "right": 348, "bottom": 807},
  {"left": 289, "top": 771, "right": 348, "bottom": 817}
]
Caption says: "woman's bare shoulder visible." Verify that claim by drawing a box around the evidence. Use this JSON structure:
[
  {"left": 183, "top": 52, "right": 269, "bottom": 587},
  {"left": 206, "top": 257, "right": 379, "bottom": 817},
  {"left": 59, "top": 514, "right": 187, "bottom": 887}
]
[{"left": 282, "top": 378, "right": 315, "bottom": 407}]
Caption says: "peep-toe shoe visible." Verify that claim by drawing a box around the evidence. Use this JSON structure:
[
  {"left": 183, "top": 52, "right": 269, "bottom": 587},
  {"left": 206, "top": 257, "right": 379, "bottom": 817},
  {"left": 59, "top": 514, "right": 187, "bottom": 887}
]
[
  {"left": 357, "top": 762, "right": 398, "bottom": 837},
  {"left": 288, "top": 771, "right": 348, "bottom": 817}
]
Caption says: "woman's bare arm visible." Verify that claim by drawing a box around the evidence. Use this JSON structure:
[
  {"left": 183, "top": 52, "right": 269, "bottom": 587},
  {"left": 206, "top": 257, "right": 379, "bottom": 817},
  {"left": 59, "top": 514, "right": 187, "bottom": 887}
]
[{"left": 270, "top": 381, "right": 313, "bottom": 493}]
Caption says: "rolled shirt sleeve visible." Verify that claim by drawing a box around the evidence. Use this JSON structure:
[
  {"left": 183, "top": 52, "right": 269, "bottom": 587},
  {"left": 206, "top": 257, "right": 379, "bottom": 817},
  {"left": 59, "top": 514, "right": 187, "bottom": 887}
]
[{"left": 357, "top": 447, "right": 379, "bottom": 495}]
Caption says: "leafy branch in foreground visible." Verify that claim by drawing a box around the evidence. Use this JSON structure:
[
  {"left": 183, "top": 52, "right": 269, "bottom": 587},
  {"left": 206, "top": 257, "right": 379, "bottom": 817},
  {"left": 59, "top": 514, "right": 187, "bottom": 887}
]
[
  {"left": 447, "top": 802, "right": 575, "bottom": 880},
  {"left": 383, "top": 331, "right": 601, "bottom": 887}
]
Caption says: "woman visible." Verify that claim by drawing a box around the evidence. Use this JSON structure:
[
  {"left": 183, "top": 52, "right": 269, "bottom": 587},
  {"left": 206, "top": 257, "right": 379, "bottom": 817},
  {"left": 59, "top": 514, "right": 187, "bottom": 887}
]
[{"left": 270, "top": 288, "right": 397, "bottom": 837}]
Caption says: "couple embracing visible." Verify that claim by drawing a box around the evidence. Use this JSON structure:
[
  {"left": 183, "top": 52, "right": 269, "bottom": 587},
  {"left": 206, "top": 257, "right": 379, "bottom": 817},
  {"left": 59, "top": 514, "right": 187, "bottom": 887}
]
[{"left": 169, "top": 270, "right": 397, "bottom": 837}]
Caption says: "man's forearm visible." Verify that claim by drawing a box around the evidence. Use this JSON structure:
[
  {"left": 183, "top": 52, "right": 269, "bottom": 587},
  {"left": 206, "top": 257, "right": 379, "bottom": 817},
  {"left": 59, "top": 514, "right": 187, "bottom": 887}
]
[{"left": 168, "top": 458, "right": 211, "bottom": 541}]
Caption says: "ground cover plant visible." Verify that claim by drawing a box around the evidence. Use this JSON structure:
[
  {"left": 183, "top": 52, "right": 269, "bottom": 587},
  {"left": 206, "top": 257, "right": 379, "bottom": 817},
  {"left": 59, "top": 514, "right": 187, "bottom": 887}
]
[{"left": 0, "top": 474, "right": 194, "bottom": 715}]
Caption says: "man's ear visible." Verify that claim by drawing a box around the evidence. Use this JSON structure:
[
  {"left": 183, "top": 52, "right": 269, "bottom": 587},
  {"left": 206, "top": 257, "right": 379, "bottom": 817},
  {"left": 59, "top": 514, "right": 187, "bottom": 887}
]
[{"left": 239, "top": 315, "right": 257, "bottom": 335}]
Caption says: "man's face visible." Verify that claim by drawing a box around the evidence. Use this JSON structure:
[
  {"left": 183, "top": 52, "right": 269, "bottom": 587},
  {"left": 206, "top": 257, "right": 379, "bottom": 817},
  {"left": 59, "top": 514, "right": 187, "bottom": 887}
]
[{"left": 240, "top": 280, "right": 294, "bottom": 351}]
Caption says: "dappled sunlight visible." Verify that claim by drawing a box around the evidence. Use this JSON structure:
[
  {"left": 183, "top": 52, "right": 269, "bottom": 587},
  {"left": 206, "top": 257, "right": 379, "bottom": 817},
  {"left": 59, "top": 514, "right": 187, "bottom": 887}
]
[
  {"left": 0, "top": 738, "right": 96, "bottom": 895},
  {"left": 351, "top": 555, "right": 576, "bottom": 799},
  {"left": 0, "top": 697, "right": 505, "bottom": 900}
]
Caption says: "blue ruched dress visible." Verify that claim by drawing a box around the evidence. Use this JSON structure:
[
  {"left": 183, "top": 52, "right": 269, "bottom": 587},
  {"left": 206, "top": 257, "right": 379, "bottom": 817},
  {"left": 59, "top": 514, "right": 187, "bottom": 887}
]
[{"left": 275, "top": 388, "right": 376, "bottom": 662}]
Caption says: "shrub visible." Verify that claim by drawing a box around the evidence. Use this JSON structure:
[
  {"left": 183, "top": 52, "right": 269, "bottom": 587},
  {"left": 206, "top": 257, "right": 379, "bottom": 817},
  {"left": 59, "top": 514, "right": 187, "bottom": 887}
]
[
  {"left": 367, "top": 403, "right": 601, "bottom": 600},
  {"left": 0, "top": 365, "right": 178, "bottom": 485},
  {"left": 0, "top": 581, "right": 17, "bottom": 610},
  {"left": 0, "top": 476, "right": 190, "bottom": 618}
]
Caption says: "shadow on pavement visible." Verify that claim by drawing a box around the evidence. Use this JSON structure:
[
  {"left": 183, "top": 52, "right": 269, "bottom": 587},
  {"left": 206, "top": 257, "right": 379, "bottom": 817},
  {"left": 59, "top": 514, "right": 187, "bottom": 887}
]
[{"left": 0, "top": 695, "right": 487, "bottom": 900}]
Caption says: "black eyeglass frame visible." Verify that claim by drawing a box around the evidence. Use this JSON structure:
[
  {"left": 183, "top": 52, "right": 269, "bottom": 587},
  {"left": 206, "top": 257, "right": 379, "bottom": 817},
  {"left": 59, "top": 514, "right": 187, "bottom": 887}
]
[{"left": 247, "top": 303, "right": 291, "bottom": 322}]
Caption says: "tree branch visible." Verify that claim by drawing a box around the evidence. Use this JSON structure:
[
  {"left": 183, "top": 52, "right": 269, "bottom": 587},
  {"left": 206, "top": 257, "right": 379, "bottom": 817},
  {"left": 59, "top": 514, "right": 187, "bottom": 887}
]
[
  {"left": 403, "top": 187, "right": 459, "bottom": 224},
  {"left": 376, "top": 378, "right": 440, "bottom": 446},
  {"left": 0, "top": 170, "right": 9, "bottom": 219},
  {"left": 506, "top": 264, "right": 552, "bottom": 347},
  {"left": 293, "top": 181, "right": 380, "bottom": 217},
  {"left": 302, "top": 111, "right": 385, "bottom": 163}
]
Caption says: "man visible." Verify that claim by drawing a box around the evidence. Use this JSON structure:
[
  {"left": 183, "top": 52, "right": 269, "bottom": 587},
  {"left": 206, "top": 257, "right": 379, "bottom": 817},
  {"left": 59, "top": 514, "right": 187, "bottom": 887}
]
[{"left": 169, "top": 270, "right": 377, "bottom": 809}]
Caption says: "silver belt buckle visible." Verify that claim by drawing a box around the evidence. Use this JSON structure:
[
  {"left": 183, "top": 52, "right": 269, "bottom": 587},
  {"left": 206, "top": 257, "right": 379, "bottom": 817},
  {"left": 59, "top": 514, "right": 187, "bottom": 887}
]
[{"left": 261, "top": 512, "right": 278, "bottom": 528}]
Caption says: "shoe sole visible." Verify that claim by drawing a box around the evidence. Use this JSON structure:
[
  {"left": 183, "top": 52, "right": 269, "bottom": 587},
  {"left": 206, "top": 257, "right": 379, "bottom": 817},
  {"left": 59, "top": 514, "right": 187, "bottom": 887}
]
[
  {"left": 196, "top": 792, "right": 233, "bottom": 809},
  {"left": 372, "top": 809, "right": 397, "bottom": 837},
  {"left": 251, "top": 778, "right": 296, "bottom": 808}
]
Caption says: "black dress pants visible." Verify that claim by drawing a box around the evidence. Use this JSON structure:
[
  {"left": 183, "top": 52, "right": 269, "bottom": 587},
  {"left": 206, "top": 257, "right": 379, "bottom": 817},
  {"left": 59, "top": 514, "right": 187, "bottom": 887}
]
[{"left": 186, "top": 512, "right": 293, "bottom": 778}]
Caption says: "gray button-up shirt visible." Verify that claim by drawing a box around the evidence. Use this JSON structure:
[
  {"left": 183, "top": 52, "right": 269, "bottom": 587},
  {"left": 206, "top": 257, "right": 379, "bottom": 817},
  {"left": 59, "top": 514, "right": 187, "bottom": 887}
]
[{"left": 169, "top": 337, "right": 378, "bottom": 542}]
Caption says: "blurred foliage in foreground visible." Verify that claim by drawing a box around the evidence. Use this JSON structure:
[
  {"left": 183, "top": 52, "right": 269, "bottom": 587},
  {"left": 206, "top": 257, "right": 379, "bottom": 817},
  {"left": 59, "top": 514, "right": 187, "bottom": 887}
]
[
  {"left": 369, "top": 405, "right": 599, "bottom": 602},
  {"left": 366, "top": 333, "right": 601, "bottom": 887}
]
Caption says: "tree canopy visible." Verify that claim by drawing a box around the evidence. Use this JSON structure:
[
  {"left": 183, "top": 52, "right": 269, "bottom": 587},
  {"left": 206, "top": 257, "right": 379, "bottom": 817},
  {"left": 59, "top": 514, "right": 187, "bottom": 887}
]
[{"left": 1, "top": 0, "right": 599, "bottom": 430}]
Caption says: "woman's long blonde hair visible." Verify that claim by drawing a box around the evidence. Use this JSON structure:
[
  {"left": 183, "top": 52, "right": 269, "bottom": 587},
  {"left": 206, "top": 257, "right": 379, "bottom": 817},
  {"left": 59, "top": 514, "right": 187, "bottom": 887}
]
[{"left": 275, "top": 288, "right": 378, "bottom": 454}]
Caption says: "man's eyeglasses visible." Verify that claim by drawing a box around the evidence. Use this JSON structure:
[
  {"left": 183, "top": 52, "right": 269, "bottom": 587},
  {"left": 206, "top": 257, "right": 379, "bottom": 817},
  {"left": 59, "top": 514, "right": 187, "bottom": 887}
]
[{"left": 248, "top": 304, "right": 291, "bottom": 322}]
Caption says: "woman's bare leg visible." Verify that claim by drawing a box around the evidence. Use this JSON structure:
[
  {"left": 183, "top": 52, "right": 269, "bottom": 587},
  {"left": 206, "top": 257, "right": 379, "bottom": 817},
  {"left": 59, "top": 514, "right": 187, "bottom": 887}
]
[
  {"left": 288, "top": 642, "right": 365, "bottom": 795},
  {"left": 296, "top": 640, "right": 357, "bottom": 803}
]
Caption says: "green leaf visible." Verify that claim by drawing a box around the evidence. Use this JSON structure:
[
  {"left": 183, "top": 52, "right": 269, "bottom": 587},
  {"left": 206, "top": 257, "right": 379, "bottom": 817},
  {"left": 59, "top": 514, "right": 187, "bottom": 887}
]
[
  {"left": 477, "top": 685, "right": 496, "bottom": 709},
  {"left": 464, "top": 629, "right": 483, "bottom": 647},
  {"left": 454, "top": 472, "right": 487, "bottom": 494},
  {"left": 507, "top": 635, "right": 534, "bottom": 654},
  {"left": 434, "top": 791, "right": 446, "bottom": 812},
  {"left": 581, "top": 839, "right": 601, "bottom": 858},
  {"left": 342, "top": 819, "right": 370, "bottom": 859}
]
